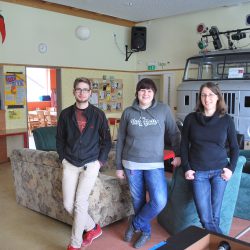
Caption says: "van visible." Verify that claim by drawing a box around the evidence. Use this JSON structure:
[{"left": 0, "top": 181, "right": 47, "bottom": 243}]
[{"left": 176, "top": 49, "right": 250, "bottom": 142}]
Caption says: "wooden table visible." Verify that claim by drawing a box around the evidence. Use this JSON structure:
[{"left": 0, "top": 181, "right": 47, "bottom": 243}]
[{"left": 0, "top": 128, "right": 28, "bottom": 163}]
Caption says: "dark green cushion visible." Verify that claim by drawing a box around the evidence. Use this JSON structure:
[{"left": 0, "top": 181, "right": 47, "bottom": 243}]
[
  {"left": 158, "top": 156, "right": 246, "bottom": 235},
  {"left": 239, "top": 149, "right": 250, "bottom": 160},
  {"left": 234, "top": 150, "right": 250, "bottom": 220},
  {"left": 32, "top": 126, "right": 57, "bottom": 151},
  {"left": 243, "top": 162, "right": 250, "bottom": 174},
  {"left": 234, "top": 172, "right": 250, "bottom": 220},
  {"left": 239, "top": 150, "right": 250, "bottom": 173}
]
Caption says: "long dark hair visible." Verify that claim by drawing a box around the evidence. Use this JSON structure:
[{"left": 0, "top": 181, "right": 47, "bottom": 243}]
[{"left": 195, "top": 82, "right": 227, "bottom": 115}]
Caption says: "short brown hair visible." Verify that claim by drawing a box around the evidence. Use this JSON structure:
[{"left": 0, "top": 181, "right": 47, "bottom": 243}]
[
  {"left": 73, "top": 77, "right": 92, "bottom": 89},
  {"left": 195, "top": 82, "right": 227, "bottom": 115}
]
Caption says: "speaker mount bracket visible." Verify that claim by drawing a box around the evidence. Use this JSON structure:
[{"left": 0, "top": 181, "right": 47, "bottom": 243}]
[{"left": 125, "top": 45, "right": 136, "bottom": 61}]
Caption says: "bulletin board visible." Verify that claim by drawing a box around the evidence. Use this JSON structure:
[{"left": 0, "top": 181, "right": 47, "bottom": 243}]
[
  {"left": 4, "top": 73, "right": 26, "bottom": 107},
  {"left": 89, "top": 78, "right": 123, "bottom": 112}
]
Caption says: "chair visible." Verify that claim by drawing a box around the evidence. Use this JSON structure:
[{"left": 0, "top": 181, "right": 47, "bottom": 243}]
[
  {"left": 36, "top": 110, "right": 47, "bottom": 127},
  {"left": 45, "top": 114, "right": 57, "bottom": 126},
  {"left": 28, "top": 113, "right": 40, "bottom": 135},
  {"left": 46, "top": 107, "right": 56, "bottom": 112},
  {"left": 108, "top": 118, "right": 120, "bottom": 141},
  {"left": 157, "top": 156, "right": 246, "bottom": 235},
  {"left": 164, "top": 150, "right": 175, "bottom": 172},
  {"left": 32, "top": 126, "right": 57, "bottom": 151}
]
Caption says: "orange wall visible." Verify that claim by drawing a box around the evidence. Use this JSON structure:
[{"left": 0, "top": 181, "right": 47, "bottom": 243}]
[
  {"left": 27, "top": 101, "right": 51, "bottom": 111},
  {"left": 50, "top": 69, "right": 56, "bottom": 90}
]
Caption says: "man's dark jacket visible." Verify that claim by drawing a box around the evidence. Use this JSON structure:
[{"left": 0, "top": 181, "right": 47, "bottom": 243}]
[{"left": 56, "top": 103, "right": 112, "bottom": 167}]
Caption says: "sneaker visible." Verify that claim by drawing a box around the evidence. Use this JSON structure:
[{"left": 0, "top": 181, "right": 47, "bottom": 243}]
[
  {"left": 82, "top": 224, "right": 102, "bottom": 247},
  {"left": 124, "top": 222, "right": 136, "bottom": 242},
  {"left": 133, "top": 233, "right": 151, "bottom": 249},
  {"left": 67, "top": 245, "right": 81, "bottom": 250}
]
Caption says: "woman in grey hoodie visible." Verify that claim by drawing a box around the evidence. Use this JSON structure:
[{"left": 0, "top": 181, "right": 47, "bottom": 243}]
[{"left": 116, "top": 78, "right": 181, "bottom": 248}]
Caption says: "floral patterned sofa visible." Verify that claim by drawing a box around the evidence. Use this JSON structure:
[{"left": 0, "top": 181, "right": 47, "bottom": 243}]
[{"left": 10, "top": 148, "right": 133, "bottom": 227}]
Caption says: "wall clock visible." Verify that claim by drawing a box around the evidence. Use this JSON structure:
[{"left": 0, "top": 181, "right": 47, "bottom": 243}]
[{"left": 38, "top": 43, "right": 48, "bottom": 54}]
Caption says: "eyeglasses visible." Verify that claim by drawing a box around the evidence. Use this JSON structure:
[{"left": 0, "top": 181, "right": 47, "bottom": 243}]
[
  {"left": 200, "top": 93, "right": 217, "bottom": 98},
  {"left": 74, "top": 88, "right": 90, "bottom": 94}
]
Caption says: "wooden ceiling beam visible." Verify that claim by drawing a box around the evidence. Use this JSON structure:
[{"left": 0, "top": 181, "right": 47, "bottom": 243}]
[{"left": 1, "top": 0, "right": 137, "bottom": 27}]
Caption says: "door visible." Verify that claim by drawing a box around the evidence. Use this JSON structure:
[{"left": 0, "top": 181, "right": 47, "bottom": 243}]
[{"left": 137, "top": 72, "right": 175, "bottom": 111}]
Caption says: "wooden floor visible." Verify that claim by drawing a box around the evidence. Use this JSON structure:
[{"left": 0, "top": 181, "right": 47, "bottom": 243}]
[{"left": 1, "top": 161, "right": 250, "bottom": 250}]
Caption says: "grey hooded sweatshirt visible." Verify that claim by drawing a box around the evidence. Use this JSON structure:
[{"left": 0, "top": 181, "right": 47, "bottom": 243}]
[{"left": 116, "top": 99, "right": 181, "bottom": 170}]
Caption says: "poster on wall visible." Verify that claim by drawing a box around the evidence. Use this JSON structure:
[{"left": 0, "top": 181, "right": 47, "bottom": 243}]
[
  {"left": 4, "top": 73, "right": 26, "bottom": 107},
  {"left": 89, "top": 77, "right": 123, "bottom": 112},
  {"left": 8, "top": 109, "right": 22, "bottom": 119}
]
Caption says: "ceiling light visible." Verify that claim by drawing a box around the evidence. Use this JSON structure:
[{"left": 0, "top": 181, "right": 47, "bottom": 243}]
[{"left": 75, "top": 26, "right": 90, "bottom": 41}]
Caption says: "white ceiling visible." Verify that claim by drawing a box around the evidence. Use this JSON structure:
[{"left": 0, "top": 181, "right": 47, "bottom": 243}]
[{"left": 44, "top": 0, "right": 250, "bottom": 22}]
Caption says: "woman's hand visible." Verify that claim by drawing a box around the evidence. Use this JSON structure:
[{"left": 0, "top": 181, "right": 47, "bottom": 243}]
[
  {"left": 171, "top": 156, "right": 181, "bottom": 168},
  {"left": 116, "top": 170, "right": 126, "bottom": 179},
  {"left": 221, "top": 168, "right": 232, "bottom": 181},
  {"left": 185, "top": 170, "right": 195, "bottom": 180}
]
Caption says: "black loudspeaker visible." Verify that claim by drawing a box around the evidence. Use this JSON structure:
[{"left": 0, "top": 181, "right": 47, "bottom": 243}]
[{"left": 131, "top": 26, "right": 146, "bottom": 51}]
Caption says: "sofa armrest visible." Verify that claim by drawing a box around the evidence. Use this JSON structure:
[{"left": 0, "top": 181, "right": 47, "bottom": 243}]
[{"left": 11, "top": 149, "right": 61, "bottom": 169}]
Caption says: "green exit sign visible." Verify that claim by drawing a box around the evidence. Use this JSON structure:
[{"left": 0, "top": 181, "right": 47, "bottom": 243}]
[{"left": 148, "top": 65, "right": 156, "bottom": 70}]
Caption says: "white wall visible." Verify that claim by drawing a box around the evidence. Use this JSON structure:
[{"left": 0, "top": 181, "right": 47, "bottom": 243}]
[
  {"left": 0, "top": 2, "right": 136, "bottom": 71},
  {"left": 136, "top": 3, "right": 250, "bottom": 71},
  {"left": 2, "top": 2, "right": 250, "bottom": 72}
]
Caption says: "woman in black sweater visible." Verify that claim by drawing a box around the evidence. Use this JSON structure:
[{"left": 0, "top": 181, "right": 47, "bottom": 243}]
[{"left": 181, "top": 82, "right": 239, "bottom": 234}]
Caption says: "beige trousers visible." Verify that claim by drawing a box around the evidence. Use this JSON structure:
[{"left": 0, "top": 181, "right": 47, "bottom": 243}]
[{"left": 62, "top": 159, "right": 100, "bottom": 248}]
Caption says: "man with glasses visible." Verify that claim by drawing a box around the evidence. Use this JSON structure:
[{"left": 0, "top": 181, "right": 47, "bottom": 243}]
[{"left": 56, "top": 77, "right": 112, "bottom": 250}]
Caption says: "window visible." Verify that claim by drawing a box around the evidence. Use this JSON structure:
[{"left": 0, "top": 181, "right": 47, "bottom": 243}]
[
  {"left": 26, "top": 68, "right": 51, "bottom": 102},
  {"left": 183, "top": 52, "right": 250, "bottom": 81},
  {"left": 245, "top": 96, "right": 250, "bottom": 107}
]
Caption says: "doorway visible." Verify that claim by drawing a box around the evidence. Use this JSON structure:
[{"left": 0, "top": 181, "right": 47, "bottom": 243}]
[
  {"left": 26, "top": 67, "right": 61, "bottom": 148},
  {"left": 137, "top": 72, "right": 176, "bottom": 112}
]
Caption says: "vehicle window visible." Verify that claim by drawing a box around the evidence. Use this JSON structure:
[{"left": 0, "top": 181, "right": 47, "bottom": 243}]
[
  {"left": 184, "top": 52, "right": 250, "bottom": 81},
  {"left": 201, "top": 64, "right": 212, "bottom": 79},
  {"left": 220, "top": 53, "right": 250, "bottom": 79},
  {"left": 184, "top": 60, "right": 199, "bottom": 80},
  {"left": 184, "top": 55, "right": 225, "bottom": 81}
]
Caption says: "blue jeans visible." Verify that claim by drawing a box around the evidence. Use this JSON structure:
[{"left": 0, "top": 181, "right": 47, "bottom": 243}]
[
  {"left": 125, "top": 168, "right": 167, "bottom": 235},
  {"left": 192, "top": 169, "right": 227, "bottom": 234}
]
